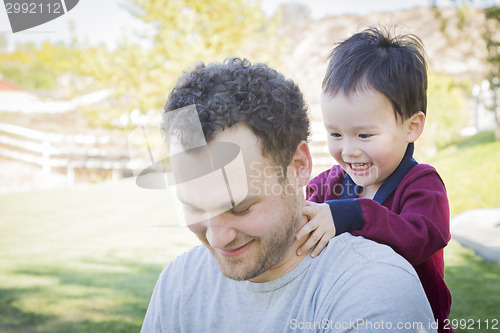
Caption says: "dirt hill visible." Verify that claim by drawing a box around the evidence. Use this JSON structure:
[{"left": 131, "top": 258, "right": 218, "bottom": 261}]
[{"left": 278, "top": 6, "right": 488, "bottom": 117}]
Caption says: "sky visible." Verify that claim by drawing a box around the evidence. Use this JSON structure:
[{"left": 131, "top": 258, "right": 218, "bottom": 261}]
[{"left": 0, "top": 0, "right": 436, "bottom": 51}]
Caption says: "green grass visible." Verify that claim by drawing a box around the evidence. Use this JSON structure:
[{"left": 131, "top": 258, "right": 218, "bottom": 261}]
[
  {"left": 0, "top": 180, "right": 198, "bottom": 332},
  {"left": 429, "top": 131, "right": 500, "bottom": 216},
  {"left": 0, "top": 131, "right": 499, "bottom": 332},
  {"left": 444, "top": 240, "right": 500, "bottom": 330},
  {"left": 426, "top": 131, "right": 500, "bottom": 331}
]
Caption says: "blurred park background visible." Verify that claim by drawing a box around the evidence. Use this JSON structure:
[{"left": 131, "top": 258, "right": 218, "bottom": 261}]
[{"left": 1, "top": 0, "right": 499, "bottom": 332}]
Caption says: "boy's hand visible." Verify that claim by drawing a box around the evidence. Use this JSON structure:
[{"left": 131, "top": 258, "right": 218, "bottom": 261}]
[{"left": 296, "top": 201, "right": 336, "bottom": 257}]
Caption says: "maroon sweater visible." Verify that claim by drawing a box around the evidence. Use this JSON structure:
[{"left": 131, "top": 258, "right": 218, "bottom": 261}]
[{"left": 307, "top": 143, "right": 453, "bottom": 333}]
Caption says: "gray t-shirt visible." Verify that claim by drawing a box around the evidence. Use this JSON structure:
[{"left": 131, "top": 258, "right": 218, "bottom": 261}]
[{"left": 141, "top": 234, "right": 436, "bottom": 332}]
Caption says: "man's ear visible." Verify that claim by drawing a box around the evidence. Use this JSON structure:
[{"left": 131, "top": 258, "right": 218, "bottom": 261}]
[
  {"left": 288, "top": 140, "right": 312, "bottom": 187},
  {"left": 406, "top": 111, "right": 426, "bottom": 143}
]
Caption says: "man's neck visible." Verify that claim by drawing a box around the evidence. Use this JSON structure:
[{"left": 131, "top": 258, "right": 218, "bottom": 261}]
[{"left": 249, "top": 216, "right": 309, "bottom": 283}]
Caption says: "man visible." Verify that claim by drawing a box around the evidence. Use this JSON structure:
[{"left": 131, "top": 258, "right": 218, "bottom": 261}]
[{"left": 141, "top": 58, "right": 436, "bottom": 332}]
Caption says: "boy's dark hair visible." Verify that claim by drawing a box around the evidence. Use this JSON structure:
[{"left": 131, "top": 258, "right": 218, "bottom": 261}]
[
  {"left": 323, "top": 26, "right": 427, "bottom": 120},
  {"left": 164, "top": 57, "right": 310, "bottom": 170}
]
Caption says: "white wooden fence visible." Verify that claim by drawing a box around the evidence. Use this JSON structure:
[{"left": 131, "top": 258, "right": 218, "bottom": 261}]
[
  {"left": 0, "top": 123, "right": 145, "bottom": 186},
  {"left": 309, "top": 120, "right": 333, "bottom": 169},
  {"left": 0, "top": 121, "right": 332, "bottom": 187}
]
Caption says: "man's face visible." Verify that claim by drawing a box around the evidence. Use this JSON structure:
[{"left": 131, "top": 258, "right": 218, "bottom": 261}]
[{"left": 175, "top": 124, "right": 304, "bottom": 282}]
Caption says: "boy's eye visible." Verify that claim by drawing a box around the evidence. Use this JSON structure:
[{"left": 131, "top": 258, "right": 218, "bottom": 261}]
[
  {"left": 359, "top": 134, "right": 372, "bottom": 139},
  {"left": 329, "top": 133, "right": 342, "bottom": 138}
]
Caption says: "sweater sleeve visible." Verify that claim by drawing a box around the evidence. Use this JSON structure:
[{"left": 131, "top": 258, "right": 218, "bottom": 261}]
[
  {"left": 306, "top": 169, "right": 331, "bottom": 203},
  {"left": 350, "top": 170, "right": 451, "bottom": 266},
  {"left": 307, "top": 166, "right": 364, "bottom": 235},
  {"left": 306, "top": 165, "right": 345, "bottom": 203},
  {"left": 326, "top": 199, "right": 363, "bottom": 235}
]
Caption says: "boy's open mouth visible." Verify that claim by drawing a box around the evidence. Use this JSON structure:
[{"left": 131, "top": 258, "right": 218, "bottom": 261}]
[{"left": 348, "top": 163, "right": 372, "bottom": 171}]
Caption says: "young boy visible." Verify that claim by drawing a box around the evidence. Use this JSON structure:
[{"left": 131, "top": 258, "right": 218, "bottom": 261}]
[{"left": 296, "top": 27, "right": 453, "bottom": 332}]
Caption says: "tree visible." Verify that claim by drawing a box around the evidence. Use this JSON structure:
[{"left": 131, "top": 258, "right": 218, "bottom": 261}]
[
  {"left": 0, "top": 1, "right": 281, "bottom": 126},
  {"left": 483, "top": 5, "right": 500, "bottom": 139},
  {"left": 421, "top": 72, "right": 468, "bottom": 154},
  {"left": 0, "top": 35, "right": 7, "bottom": 52},
  {"left": 104, "top": 0, "right": 281, "bottom": 114},
  {"left": 432, "top": 0, "right": 500, "bottom": 139},
  {"left": 0, "top": 42, "right": 75, "bottom": 91}
]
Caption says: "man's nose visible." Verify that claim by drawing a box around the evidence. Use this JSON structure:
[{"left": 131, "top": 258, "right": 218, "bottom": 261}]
[{"left": 205, "top": 215, "right": 237, "bottom": 250}]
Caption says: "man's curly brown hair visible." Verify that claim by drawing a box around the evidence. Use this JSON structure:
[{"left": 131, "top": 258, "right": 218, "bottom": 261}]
[{"left": 163, "top": 58, "right": 310, "bottom": 170}]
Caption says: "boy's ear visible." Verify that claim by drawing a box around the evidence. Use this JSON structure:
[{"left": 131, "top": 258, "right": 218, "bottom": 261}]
[
  {"left": 288, "top": 141, "right": 312, "bottom": 187},
  {"left": 406, "top": 111, "right": 426, "bottom": 143}
]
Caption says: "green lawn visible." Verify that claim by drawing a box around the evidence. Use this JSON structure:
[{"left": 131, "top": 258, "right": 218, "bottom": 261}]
[
  {"left": 0, "top": 180, "right": 199, "bottom": 332},
  {"left": 429, "top": 131, "right": 500, "bottom": 216},
  {"left": 427, "top": 131, "right": 500, "bottom": 331},
  {"left": 0, "top": 131, "right": 499, "bottom": 332}
]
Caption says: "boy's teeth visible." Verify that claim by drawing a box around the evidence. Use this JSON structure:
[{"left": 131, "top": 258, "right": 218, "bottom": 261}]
[{"left": 351, "top": 163, "right": 370, "bottom": 170}]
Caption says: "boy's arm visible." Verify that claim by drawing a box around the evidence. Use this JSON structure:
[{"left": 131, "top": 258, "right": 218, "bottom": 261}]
[
  {"left": 298, "top": 166, "right": 348, "bottom": 256},
  {"left": 328, "top": 171, "right": 450, "bottom": 266}
]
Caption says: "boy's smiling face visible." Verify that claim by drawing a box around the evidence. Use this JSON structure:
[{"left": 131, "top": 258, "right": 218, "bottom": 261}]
[{"left": 321, "top": 88, "right": 424, "bottom": 198}]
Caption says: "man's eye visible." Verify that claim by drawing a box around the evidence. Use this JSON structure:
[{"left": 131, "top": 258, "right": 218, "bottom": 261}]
[
  {"left": 329, "top": 133, "right": 341, "bottom": 138},
  {"left": 232, "top": 207, "right": 250, "bottom": 216},
  {"left": 185, "top": 205, "right": 205, "bottom": 214},
  {"left": 359, "top": 134, "right": 372, "bottom": 139}
]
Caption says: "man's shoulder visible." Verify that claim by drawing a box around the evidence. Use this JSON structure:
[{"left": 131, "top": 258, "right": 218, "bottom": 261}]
[
  {"left": 320, "top": 234, "right": 419, "bottom": 280},
  {"left": 319, "top": 234, "right": 428, "bottom": 299},
  {"left": 313, "top": 234, "right": 434, "bottom": 329},
  {"left": 166, "top": 244, "right": 212, "bottom": 269},
  {"left": 159, "top": 245, "right": 217, "bottom": 284},
  {"left": 175, "top": 244, "right": 210, "bottom": 261}
]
